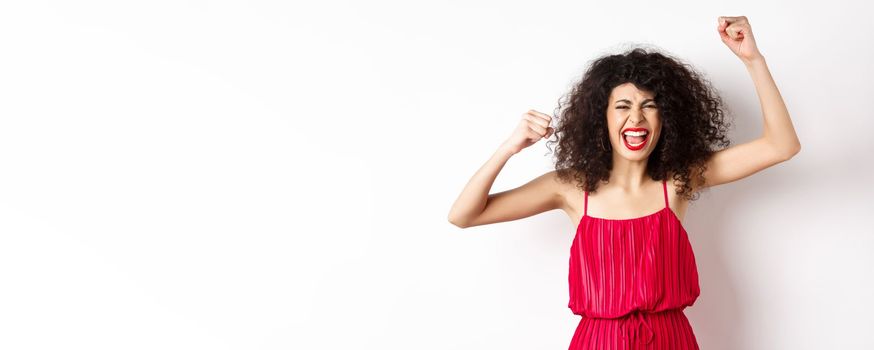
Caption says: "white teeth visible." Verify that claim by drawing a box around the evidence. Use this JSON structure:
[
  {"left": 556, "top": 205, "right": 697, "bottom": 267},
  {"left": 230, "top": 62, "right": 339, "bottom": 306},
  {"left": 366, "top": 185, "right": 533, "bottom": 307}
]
[{"left": 623, "top": 130, "right": 648, "bottom": 136}]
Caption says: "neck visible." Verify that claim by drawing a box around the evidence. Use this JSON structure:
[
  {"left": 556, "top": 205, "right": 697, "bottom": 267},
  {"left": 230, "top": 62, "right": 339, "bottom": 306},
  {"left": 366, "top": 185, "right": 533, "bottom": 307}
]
[{"left": 609, "top": 152, "right": 651, "bottom": 191}]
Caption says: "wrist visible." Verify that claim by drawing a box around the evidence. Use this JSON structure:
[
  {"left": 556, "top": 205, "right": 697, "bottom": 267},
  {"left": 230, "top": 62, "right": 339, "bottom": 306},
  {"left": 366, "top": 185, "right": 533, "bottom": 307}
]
[
  {"left": 742, "top": 54, "right": 766, "bottom": 67},
  {"left": 497, "top": 143, "right": 518, "bottom": 157}
]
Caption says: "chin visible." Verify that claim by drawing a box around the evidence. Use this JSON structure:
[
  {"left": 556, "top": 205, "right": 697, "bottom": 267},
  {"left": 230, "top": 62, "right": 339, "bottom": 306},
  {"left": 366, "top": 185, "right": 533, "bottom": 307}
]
[{"left": 618, "top": 152, "right": 651, "bottom": 161}]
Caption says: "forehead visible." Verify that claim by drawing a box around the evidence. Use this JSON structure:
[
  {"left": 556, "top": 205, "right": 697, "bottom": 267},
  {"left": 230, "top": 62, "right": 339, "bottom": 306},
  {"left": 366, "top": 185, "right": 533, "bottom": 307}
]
[{"left": 609, "top": 82, "right": 654, "bottom": 101}]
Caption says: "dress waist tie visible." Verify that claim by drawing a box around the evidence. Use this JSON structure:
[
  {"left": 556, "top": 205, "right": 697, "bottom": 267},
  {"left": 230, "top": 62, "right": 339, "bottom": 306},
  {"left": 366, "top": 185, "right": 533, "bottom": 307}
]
[{"left": 619, "top": 309, "right": 655, "bottom": 346}]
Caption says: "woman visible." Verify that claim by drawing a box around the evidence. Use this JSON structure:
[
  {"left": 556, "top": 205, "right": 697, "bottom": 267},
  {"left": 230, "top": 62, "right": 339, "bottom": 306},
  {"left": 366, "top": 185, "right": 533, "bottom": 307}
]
[{"left": 447, "top": 16, "right": 801, "bottom": 349}]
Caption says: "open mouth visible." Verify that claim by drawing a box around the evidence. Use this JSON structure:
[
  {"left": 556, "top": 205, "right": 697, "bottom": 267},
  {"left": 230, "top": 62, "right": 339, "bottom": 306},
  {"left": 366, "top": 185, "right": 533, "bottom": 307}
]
[{"left": 622, "top": 128, "right": 649, "bottom": 151}]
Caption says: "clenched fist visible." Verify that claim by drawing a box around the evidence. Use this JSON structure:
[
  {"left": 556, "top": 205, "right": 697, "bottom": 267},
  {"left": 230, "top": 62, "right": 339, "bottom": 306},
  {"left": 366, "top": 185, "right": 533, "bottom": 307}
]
[
  {"left": 501, "top": 109, "right": 555, "bottom": 155},
  {"left": 717, "top": 15, "right": 764, "bottom": 63}
]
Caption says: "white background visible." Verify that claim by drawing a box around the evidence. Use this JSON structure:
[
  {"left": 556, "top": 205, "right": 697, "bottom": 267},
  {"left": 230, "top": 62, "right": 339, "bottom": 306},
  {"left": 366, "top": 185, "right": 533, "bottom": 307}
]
[{"left": 1, "top": 1, "right": 872, "bottom": 349}]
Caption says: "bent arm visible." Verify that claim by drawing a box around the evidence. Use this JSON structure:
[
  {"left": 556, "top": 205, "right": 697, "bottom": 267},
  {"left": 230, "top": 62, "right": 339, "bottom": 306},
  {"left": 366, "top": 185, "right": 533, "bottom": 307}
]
[
  {"left": 747, "top": 56, "right": 801, "bottom": 156},
  {"left": 699, "top": 55, "right": 802, "bottom": 189},
  {"left": 447, "top": 147, "right": 561, "bottom": 228}
]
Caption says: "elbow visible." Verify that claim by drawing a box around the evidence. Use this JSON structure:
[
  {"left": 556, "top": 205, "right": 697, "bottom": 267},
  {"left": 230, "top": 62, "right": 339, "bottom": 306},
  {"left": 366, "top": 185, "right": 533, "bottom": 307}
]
[
  {"left": 780, "top": 142, "right": 801, "bottom": 161},
  {"left": 448, "top": 218, "right": 470, "bottom": 229},
  {"left": 447, "top": 212, "right": 470, "bottom": 229},
  {"left": 450, "top": 221, "right": 468, "bottom": 229}
]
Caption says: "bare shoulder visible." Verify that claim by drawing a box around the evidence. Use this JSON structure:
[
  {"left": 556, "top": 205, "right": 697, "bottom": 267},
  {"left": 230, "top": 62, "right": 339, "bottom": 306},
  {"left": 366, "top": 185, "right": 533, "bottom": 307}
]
[
  {"left": 543, "top": 169, "right": 572, "bottom": 205},
  {"left": 665, "top": 171, "right": 692, "bottom": 222},
  {"left": 552, "top": 168, "right": 586, "bottom": 221}
]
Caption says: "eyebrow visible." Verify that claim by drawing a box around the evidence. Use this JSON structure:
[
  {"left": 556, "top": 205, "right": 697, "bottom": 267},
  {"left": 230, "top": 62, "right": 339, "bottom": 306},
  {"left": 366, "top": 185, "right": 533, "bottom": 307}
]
[{"left": 615, "top": 98, "right": 655, "bottom": 104}]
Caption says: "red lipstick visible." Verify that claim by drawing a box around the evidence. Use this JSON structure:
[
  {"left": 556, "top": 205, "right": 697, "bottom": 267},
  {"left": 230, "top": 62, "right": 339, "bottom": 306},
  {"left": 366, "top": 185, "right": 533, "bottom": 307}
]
[{"left": 621, "top": 127, "right": 650, "bottom": 151}]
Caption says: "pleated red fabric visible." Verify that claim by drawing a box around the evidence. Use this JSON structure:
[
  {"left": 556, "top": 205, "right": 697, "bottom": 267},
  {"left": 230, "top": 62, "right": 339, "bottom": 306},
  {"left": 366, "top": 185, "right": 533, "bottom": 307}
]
[{"left": 567, "top": 180, "right": 701, "bottom": 349}]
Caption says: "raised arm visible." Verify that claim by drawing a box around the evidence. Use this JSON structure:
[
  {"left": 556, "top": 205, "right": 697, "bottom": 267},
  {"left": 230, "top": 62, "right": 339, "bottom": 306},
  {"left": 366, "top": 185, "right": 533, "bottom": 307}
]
[
  {"left": 448, "top": 110, "right": 559, "bottom": 228},
  {"left": 697, "top": 16, "right": 802, "bottom": 190}
]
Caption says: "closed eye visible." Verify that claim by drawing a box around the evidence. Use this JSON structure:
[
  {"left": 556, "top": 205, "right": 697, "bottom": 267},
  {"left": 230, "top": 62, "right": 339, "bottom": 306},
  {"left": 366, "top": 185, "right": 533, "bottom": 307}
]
[{"left": 616, "top": 105, "right": 657, "bottom": 109}]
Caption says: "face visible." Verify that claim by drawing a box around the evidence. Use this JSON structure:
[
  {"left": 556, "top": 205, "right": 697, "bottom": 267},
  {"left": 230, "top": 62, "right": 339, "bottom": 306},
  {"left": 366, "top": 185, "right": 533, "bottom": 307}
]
[{"left": 606, "top": 82, "right": 661, "bottom": 160}]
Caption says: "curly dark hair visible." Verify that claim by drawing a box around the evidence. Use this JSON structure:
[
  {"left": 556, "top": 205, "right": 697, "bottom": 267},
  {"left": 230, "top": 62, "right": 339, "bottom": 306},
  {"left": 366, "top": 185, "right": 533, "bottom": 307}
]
[{"left": 546, "top": 46, "right": 732, "bottom": 201}]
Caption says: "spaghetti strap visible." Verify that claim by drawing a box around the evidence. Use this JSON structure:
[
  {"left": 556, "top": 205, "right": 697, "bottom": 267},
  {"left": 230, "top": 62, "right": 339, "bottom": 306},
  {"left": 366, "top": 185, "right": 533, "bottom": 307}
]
[
  {"left": 583, "top": 190, "right": 588, "bottom": 217},
  {"left": 662, "top": 180, "right": 669, "bottom": 209}
]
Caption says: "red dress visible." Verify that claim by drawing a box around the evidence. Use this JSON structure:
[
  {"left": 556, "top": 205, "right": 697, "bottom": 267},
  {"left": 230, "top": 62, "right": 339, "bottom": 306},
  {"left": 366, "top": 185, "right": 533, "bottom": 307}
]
[{"left": 568, "top": 180, "right": 701, "bottom": 349}]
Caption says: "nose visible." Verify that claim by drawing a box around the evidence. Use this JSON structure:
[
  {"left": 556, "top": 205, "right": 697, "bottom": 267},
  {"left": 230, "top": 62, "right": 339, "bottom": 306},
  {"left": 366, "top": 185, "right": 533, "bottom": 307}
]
[
  {"left": 627, "top": 106, "right": 647, "bottom": 125},
  {"left": 628, "top": 112, "right": 643, "bottom": 125}
]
